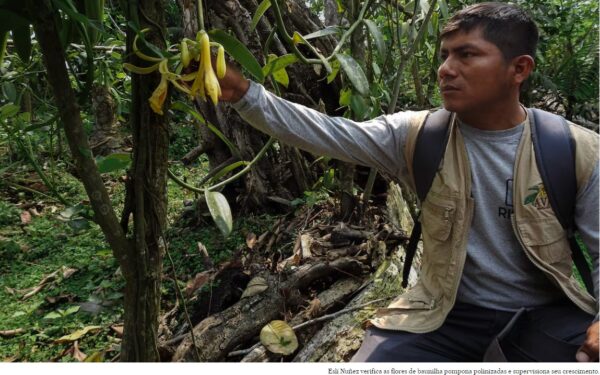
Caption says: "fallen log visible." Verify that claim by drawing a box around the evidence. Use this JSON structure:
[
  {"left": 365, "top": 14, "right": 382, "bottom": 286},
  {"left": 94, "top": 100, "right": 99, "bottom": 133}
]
[
  {"left": 172, "top": 257, "right": 367, "bottom": 361},
  {"left": 293, "top": 252, "right": 410, "bottom": 362},
  {"left": 239, "top": 277, "right": 363, "bottom": 362}
]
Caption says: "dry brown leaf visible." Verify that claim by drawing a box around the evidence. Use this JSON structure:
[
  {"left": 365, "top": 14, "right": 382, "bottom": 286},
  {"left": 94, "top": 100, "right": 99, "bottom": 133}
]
[
  {"left": 0, "top": 329, "right": 25, "bottom": 337},
  {"left": 257, "top": 231, "right": 269, "bottom": 244},
  {"left": 72, "top": 341, "right": 87, "bottom": 361},
  {"left": 300, "top": 234, "right": 313, "bottom": 259},
  {"left": 5, "top": 287, "right": 17, "bottom": 296},
  {"left": 241, "top": 276, "right": 268, "bottom": 299},
  {"left": 3, "top": 355, "right": 19, "bottom": 362},
  {"left": 303, "top": 298, "right": 321, "bottom": 319},
  {"left": 245, "top": 232, "right": 257, "bottom": 249},
  {"left": 28, "top": 207, "right": 41, "bottom": 217},
  {"left": 184, "top": 271, "right": 211, "bottom": 297},
  {"left": 20, "top": 211, "right": 31, "bottom": 225},
  {"left": 38, "top": 269, "right": 60, "bottom": 285},
  {"left": 22, "top": 284, "right": 46, "bottom": 300},
  {"left": 259, "top": 320, "right": 298, "bottom": 355},
  {"left": 110, "top": 324, "right": 124, "bottom": 337},
  {"left": 84, "top": 351, "right": 104, "bottom": 362},
  {"left": 54, "top": 326, "right": 102, "bottom": 344},
  {"left": 61, "top": 266, "right": 78, "bottom": 279}
]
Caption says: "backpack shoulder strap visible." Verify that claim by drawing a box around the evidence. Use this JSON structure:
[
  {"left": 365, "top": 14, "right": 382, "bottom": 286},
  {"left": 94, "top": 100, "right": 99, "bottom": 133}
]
[
  {"left": 528, "top": 108, "right": 593, "bottom": 294},
  {"left": 412, "top": 109, "right": 453, "bottom": 202},
  {"left": 528, "top": 108, "right": 577, "bottom": 229},
  {"left": 402, "top": 108, "right": 452, "bottom": 287}
]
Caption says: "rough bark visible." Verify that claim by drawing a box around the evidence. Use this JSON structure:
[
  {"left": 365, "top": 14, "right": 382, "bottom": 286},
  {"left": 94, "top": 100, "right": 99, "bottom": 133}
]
[
  {"left": 119, "top": 0, "right": 170, "bottom": 361},
  {"left": 90, "top": 84, "right": 122, "bottom": 156},
  {"left": 324, "top": 0, "right": 340, "bottom": 26}
]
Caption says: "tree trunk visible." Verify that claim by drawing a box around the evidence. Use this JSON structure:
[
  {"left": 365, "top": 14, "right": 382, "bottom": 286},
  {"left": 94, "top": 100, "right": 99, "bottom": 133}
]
[
  {"left": 119, "top": 0, "right": 170, "bottom": 361},
  {"left": 90, "top": 84, "right": 122, "bottom": 156},
  {"left": 29, "top": 0, "right": 163, "bottom": 360}
]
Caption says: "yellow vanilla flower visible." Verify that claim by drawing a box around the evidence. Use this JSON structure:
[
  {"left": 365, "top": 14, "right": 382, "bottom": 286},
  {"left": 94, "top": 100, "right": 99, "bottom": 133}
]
[
  {"left": 191, "top": 31, "right": 222, "bottom": 105},
  {"left": 148, "top": 75, "right": 168, "bottom": 115},
  {"left": 216, "top": 45, "right": 226, "bottom": 79},
  {"left": 204, "top": 63, "right": 221, "bottom": 105},
  {"left": 180, "top": 40, "right": 191, "bottom": 68}
]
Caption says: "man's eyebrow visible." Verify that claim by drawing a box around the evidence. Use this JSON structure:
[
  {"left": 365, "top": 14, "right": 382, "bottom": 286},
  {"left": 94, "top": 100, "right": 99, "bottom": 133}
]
[{"left": 440, "top": 43, "right": 482, "bottom": 54}]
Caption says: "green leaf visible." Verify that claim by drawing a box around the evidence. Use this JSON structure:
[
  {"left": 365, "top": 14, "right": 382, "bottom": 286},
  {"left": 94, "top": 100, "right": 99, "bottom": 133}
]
[
  {"left": 273, "top": 66, "right": 289, "bottom": 88},
  {"left": 43, "top": 311, "right": 62, "bottom": 320},
  {"left": 251, "top": 0, "right": 271, "bottom": 32},
  {"left": 1, "top": 82, "right": 17, "bottom": 103},
  {"left": 52, "top": 0, "right": 100, "bottom": 32},
  {"left": 303, "top": 26, "right": 341, "bottom": 40},
  {"left": 339, "top": 88, "right": 351, "bottom": 107},
  {"left": 12, "top": 23, "right": 31, "bottom": 63},
  {"left": 0, "top": 103, "right": 19, "bottom": 119},
  {"left": 204, "top": 189, "right": 233, "bottom": 237},
  {"left": 96, "top": 153, "right": 131, "bottom": 174},
  {"left": 210, "top": 161, "right": 249, "bottom": 183},
  {"left": 264, "top": 54, "right": 292, "bottom": 88},
  {"left": 363, "top": 20, "right": 386, "bottom": 59},
  {"left": 350, "top": 94, "right": 369, "bottom": 120},
  {"left": 262, "top": 54, "right": 298, "bottom": 78},
  {"left": 335, "top": 53, "right": 369, "bottom": 96},
  {"left": 439, "top": 0, "right": 449, "bottom": 19},
  {"left": 208, "top": 29, "right": 264, "bottom": 82},
  {"left": 326, "top": 60, "right": 341, "bottom": 84},
  {"left": 64, "top": 305, "right": 80, "bottom": 315}
]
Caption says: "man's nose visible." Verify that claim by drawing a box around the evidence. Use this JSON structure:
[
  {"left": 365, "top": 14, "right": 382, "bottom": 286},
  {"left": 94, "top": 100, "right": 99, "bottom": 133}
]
[{"left": 438, "top": 58, "right": 457, "bottom": 80}]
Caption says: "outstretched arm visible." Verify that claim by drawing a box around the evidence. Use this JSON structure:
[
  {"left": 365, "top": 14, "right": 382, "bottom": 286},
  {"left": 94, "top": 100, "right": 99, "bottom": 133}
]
[{"left": 218, "top": 63, "right": 419, "bottom": 183}]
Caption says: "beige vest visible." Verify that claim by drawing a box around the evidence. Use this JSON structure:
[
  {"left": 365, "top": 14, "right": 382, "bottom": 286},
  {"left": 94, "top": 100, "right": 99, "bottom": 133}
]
[{"left": 370, "top": 110, "right": 598, "bottom": 332}]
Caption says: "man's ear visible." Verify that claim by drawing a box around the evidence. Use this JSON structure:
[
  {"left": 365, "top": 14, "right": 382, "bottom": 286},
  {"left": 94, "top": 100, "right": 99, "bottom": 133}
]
[{"left": 512, "top": 55, "right": 535, "bottom": 85}]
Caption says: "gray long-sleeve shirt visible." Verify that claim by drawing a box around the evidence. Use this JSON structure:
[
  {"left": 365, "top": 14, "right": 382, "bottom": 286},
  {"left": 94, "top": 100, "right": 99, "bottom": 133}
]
[{"left": 232, "top": 81, "right": 599, "bottom": 312}]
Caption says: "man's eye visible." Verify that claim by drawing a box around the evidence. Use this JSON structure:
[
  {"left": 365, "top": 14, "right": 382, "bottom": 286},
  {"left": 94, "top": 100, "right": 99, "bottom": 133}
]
[{"left": 461, "top": 52, "right": 474, "bottom": 58}]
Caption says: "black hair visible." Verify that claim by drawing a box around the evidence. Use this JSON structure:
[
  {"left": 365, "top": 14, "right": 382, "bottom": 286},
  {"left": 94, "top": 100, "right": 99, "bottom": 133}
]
[{"left": 441, "top": 2, "right": 538, "bottom": 61}]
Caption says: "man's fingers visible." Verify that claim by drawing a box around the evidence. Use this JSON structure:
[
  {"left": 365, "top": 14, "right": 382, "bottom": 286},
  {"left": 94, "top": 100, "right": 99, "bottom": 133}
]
[{"left": 576, "top": 322, "right": 599, "bottom": 362}]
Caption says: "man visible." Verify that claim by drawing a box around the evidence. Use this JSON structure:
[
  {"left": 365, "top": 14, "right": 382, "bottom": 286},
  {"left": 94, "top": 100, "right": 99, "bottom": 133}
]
[{"left": 216, "top": 2, "right": 599, "bottom": 362}]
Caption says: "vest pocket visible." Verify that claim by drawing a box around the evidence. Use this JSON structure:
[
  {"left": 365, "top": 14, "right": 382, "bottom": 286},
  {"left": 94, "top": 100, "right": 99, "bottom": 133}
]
[
  {"left": 421, "top": 199, "right": 456, "bottom": 242},
  {"left": 517, "top": 218, "right": 570, "bottom": 265},
  {"left": 378, "top": 286, "right": 437, "bottom": 314}
]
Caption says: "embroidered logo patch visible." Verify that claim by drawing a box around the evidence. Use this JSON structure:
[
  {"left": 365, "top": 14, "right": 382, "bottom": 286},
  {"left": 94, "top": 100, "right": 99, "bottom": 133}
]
[{"left": 524, "top": 183, "right": 549, "bottom": 209}]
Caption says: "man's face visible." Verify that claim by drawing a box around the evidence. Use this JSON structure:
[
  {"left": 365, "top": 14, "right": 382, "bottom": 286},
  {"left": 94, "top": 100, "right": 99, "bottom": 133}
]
[{"left": 438, "top": 27, "right": 513, "bottom": 116}]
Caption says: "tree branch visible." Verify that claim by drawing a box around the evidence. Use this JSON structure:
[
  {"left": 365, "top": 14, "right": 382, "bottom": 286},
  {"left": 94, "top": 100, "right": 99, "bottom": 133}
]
[{"left": 29, "top": 0, "right": 130, "bottom": 264}]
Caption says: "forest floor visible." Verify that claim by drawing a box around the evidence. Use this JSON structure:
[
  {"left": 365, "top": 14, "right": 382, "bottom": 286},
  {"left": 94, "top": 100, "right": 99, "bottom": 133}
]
[{"left": 0, "top": 159, "right": 279, "bottom": 362}]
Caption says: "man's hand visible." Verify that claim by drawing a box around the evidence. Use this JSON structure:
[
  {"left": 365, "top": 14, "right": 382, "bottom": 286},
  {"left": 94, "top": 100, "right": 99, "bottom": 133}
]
[
  {"left": 576, "top": 321, "right": 599, "bottom": 362},
  {"left": 214, "top": 60, "right": 250, "bottom": 103}
]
